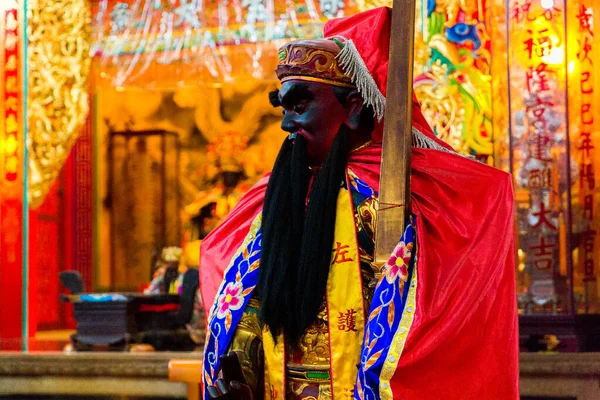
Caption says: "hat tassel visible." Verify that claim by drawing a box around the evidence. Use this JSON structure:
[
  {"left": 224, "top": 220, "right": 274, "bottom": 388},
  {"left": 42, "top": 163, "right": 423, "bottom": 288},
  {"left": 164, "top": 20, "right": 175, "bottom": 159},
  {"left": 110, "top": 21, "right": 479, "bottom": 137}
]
[
  {"left": 412, "top": 127, "right": 474, "bottom": 159},
  {"left": 336, "top": 39, "right": 469, "bottom": 158},
  {"left": 335, "top": 39, "right": 387, "bottom": 122}
]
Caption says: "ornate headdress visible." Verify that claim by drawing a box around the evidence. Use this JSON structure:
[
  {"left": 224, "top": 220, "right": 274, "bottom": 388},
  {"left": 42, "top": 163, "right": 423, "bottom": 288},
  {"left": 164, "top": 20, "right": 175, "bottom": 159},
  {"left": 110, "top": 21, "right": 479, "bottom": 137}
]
[
  {"left": 275, "top": 15, "right": 390, "bottom": 122},
  {"left": 275, "top": 7, "right": 456, "bottom": 154},
  {"left": 276, "top": 40, "right": 355, "bottom": 89},
  {"left": 275, "top": 37, "right": 386, "bottom": 121}
]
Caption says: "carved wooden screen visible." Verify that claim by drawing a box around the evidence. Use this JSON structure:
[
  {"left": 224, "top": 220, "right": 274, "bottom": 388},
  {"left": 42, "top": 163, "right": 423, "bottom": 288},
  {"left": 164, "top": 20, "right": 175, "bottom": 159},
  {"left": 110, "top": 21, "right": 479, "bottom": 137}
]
[{"left": 108, "top": 130, "right": 180, "bottom": 291}]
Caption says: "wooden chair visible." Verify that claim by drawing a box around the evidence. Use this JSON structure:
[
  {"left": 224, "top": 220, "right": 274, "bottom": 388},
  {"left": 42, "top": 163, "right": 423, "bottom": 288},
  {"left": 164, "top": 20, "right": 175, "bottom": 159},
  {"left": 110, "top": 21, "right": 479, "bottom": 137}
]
[{"left": 168, "top": 359, "right": 203, "bottom": 400}]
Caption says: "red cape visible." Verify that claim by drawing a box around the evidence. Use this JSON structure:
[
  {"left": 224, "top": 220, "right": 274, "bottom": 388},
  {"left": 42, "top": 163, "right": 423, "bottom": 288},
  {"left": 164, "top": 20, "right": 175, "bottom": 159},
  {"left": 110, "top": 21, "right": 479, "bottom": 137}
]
[{"left": 199, "top": 142, "right": 518, "bottom": 399}]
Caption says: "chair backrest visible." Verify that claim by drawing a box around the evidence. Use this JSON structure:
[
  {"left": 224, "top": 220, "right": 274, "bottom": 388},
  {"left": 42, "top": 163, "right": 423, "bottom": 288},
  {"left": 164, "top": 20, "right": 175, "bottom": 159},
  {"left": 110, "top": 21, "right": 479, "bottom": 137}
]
[
  {"left": 177, "top": 268, "right": 199, "bottom": 325},
  {"left": 59, "top": 270, "right": 85, "bottom": 294}
]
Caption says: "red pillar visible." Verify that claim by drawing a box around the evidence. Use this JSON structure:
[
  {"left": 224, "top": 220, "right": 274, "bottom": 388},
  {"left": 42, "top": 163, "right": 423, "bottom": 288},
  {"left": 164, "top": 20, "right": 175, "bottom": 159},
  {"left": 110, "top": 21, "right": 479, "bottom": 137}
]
[
  {"left": 27, "top": 108, "right": 94, "bottom": 333},
  {"left": 0, "top": 4, "right": 24, "bottom": 349},
  {"left": 0, "top": 4, "right": 93, "bottom": 345},
  {"left": 73, "top": 110, "right": 94, "bottom": 293},
  {"left": 28, "top": 181, "right": 62, "bottom": 333},
  {"left": 61, "top": 103, "right": 94, "bottom": 329}
]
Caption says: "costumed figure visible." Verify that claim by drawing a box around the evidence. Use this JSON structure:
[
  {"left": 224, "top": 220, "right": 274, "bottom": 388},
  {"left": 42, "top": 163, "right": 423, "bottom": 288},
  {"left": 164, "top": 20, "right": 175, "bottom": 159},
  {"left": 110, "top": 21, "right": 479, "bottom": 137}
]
[
  {"left": 145, "top": 246, "right": 206, "bottom": 345},
  {"left": 145, "top": 246, "right": 184, "bottom": 295},
  {"left": 201, "top": 7, "right": 518, "bottom": 400}
]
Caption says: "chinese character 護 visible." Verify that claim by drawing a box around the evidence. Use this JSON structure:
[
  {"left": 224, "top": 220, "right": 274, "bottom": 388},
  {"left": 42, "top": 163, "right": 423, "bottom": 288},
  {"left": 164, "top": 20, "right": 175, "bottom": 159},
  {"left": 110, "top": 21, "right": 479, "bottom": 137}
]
[{"left": 337, "top": 309, "right": 357, "bottom": 332}]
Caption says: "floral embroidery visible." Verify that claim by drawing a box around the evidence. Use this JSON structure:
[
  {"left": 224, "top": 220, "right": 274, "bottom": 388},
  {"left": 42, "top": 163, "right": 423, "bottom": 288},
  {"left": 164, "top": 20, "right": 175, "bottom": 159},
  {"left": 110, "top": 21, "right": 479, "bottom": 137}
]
[
  {"left": 354, "top": 221, "right": 416, "bottom": 400},
  {"left": 216, "top": 282, "right": 244, "bottom": 319},
  {"left": 384, "top": 241, "right": 412, "bottom": 285},
  {"left": 203, "top": 214, "right": 263, "bottom": 400}
]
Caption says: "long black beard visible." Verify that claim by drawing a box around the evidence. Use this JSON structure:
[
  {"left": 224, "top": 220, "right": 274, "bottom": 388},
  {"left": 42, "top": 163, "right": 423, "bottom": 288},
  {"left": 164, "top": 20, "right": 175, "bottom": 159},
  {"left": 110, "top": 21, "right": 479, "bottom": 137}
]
[{"left": 258, "top": 126, "right": 351, "bottom": 345}]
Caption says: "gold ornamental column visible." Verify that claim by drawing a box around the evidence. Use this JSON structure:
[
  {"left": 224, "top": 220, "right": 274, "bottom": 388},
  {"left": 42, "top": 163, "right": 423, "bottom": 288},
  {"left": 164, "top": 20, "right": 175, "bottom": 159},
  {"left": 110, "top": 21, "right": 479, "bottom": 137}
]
[{"left": 27, "top": 0, "right": 91, "bottom": 208}]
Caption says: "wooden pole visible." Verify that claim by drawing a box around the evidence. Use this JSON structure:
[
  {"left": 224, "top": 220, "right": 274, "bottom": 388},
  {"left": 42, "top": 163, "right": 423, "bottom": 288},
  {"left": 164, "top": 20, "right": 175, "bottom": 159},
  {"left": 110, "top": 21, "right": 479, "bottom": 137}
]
[{"left": 373, "top": 0, "right": 417, "bottom": 266}]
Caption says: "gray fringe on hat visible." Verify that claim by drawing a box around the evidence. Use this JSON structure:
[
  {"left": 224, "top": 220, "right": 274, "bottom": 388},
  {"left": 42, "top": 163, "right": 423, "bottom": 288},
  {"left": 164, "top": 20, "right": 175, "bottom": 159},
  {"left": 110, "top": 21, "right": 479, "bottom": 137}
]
[{"left": 335, "top": 39, "right": 387, "bottom": 122}]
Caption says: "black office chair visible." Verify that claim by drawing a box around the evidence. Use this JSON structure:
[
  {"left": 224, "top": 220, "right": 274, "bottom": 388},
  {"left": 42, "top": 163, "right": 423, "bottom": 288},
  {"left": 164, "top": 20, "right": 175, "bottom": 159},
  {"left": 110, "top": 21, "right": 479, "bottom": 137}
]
[
  {"left": 177, "top": 267, "right": 199, "bottom": 326},
  {"left": 59, "top": 270, "right": 85, "bottom": 297}
]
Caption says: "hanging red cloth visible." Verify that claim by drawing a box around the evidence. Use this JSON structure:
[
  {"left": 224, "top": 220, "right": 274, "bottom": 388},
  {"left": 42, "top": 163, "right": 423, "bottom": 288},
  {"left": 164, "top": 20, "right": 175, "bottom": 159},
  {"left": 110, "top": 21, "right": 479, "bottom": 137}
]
[{"left": 200, "top": 143, "right": 518, "bottom": 399}]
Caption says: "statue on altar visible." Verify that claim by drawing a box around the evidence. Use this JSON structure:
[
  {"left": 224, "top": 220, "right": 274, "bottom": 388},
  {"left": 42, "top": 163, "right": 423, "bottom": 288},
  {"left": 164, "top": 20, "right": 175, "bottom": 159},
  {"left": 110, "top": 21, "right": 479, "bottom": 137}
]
[
  {"left": 183, "top": 130, "right": 255, "bottom": 241},
  {"left": 200, "top": 7, "right": 518, "bottom": 400},
  {"left": 179, "top": 131, "right": 253, "bottom": 312},
  {"left": 178, "top": 132, "right": 257, "bottom": 344}
]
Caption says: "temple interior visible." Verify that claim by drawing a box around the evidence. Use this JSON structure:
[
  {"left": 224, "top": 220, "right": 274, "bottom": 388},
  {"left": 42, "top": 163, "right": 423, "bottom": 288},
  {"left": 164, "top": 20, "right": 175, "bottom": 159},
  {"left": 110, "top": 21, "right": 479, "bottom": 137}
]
[{"left": 0, "top": 0, "right": 599, "bottom": 399}]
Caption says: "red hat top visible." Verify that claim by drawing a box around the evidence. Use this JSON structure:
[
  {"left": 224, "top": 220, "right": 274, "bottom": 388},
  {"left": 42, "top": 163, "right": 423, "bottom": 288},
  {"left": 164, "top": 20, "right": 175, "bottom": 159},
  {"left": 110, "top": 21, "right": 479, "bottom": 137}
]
[
  {"left": 324, "top": 7, "right": 455, "bottom": 150},
  {"left": 324, "top": 6, "right": 392, "bottom": 119}
]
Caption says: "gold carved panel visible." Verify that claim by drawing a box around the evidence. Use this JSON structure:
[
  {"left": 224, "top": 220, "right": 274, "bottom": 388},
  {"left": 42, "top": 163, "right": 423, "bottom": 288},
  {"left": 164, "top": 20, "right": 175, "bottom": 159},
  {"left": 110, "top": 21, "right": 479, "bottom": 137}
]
[{"left": 27, "top": 0, "right": 91, "bottom": 208}]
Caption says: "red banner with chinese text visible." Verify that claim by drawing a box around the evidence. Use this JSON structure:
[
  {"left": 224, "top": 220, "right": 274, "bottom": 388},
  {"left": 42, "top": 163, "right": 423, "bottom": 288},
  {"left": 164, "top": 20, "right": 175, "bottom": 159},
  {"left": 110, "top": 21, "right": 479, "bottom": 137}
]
[
  {"left": 508, "top": 0, "right": 569, "bottom": 312},
  {"left": 0, "top": 4, "right": 24, "bottom": 345},
  {"left": 567, "top": 0, "right": 598, "bottom": 312}
]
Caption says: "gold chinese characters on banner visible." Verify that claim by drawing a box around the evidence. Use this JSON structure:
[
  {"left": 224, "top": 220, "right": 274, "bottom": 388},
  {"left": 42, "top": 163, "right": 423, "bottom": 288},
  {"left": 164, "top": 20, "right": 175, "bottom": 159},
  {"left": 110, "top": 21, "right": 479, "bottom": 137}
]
[{"left": 3, "top": 6, "right": 20, "bottom": 187}]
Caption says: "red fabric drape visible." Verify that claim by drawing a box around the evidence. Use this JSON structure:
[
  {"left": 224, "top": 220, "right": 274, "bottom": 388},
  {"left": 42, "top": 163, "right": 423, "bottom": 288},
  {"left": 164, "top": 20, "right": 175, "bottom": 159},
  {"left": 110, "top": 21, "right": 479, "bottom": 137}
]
[{"left": 199, "top": 143, "right": 518, "bottom": 399}]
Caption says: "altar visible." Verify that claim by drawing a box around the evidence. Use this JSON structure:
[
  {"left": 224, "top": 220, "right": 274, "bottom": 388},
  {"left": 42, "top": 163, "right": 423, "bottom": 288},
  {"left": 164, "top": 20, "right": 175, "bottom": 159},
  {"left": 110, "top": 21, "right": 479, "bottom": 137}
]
[
  {"left": 0, "top": 352, "right": 197, "bottom": 399},
  {"left": 0, "top": 352, "right": 598, "bottom": 400}
]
